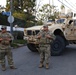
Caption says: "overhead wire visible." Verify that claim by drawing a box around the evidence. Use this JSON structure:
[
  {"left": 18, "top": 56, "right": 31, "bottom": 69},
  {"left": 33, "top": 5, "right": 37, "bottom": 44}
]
[
  {"left": 58, "top": 0, "right": 76, "bottom": 12},
  {"left": 64, "top": 0, "right": 76, "bottom": 12},
  {"left": 69, "top": 0, "right": 76, "bottom": 7}
]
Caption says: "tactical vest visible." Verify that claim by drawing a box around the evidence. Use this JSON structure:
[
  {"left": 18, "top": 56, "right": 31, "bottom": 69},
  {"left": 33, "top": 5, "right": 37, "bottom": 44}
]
[
  {"left": 39, "top": 32, "right": 50, "bottom": 44},
  {"left": 0, "top": 32, "right": 10, "bottom": 45}
]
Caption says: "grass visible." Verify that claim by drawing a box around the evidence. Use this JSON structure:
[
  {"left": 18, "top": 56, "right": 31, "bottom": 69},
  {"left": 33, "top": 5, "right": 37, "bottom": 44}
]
[{"left": 11, "top": 39, "right": 27, "bottom": 48}]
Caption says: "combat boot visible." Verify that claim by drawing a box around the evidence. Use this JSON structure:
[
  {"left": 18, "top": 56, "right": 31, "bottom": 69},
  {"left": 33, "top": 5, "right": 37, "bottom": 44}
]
[
  {"left": 39, "top": 61, "right": 44, "bottom": 68},
  {"left": 45, "top": 63, "right": 49, "bottom": 69},
  {"left": 10, "top": 66, "right": 17, "bottom": 69},
  {"left": 2, "top": 65, "right": 6, "bottom": 71}
]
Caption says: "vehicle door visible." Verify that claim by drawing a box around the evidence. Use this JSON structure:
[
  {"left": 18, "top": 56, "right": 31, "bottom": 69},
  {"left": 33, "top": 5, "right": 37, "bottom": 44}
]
[
  {"left": 73, "top": 19, "right": 76, "bottom": 39},
  {"left": 64, "top": 19, "right": 75, "bottom": 40}
]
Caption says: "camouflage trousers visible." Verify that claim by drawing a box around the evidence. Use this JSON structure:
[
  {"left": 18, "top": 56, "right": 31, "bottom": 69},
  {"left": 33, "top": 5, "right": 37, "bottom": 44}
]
[
  {"left": 39, "top": 44, "right": 51, "bottom": 63},
  {"left": 0, "top": 48, "right": 14, "bottom": 66}
]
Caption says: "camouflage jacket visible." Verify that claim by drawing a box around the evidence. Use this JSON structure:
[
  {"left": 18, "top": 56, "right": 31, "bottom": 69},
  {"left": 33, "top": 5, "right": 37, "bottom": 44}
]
[
  {"left": 37, "top": 30, "right": 56, "bottom": 45},
  {"left": 0, "top": 32, "right": 14, "bottom": 50}
]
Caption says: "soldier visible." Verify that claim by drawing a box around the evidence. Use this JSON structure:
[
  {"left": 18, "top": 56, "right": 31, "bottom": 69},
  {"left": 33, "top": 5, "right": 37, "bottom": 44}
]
[
  {"left": 0, "top": 26, "right": 16, "bottom": 71},
  {"left": 36, "top": 25, "right": 55, "bottom": 69}
]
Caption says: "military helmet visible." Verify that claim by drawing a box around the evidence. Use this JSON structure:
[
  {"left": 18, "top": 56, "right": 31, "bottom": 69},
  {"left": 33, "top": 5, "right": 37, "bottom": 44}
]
[
  {"left": 1, "top": 26, "right": 7, "bottom": 29},
  {"left": 43, "top": 25, "right": 48, "bottom": 28}
]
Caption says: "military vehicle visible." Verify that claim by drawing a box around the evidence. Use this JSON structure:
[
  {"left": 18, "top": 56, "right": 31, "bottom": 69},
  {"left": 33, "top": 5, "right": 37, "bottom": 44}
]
[{"left": 24, "top": 14, "right": 76, "bottom": 56}]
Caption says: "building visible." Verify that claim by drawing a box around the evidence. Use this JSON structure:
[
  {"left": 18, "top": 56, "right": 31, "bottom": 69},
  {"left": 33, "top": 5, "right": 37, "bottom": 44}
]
[{"left": 0, "top": 5, "right": 5, "bottom": 13}]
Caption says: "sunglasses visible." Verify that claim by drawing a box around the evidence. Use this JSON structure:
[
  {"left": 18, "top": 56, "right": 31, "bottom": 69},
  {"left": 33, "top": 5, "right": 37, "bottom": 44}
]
[{"left": 1, "top": 28, "right": 6, "bottom": 30}]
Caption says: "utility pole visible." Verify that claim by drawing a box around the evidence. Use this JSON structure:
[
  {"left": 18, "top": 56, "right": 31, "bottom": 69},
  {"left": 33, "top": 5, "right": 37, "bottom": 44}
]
[
  {"left": 49, "top": 0, "right": 51, "bottom": 16},
  {"left": 49, "top": 0, "right": 50, "bottom": 5},
  {"left": 10, "top": 0, "right": 13, "bottom": 35},
  {"left": 52, "top": 0, "right": 54, "bottom": 15},
  {"left": 49, "top": 0, "right": 54, "bottom": 15}
]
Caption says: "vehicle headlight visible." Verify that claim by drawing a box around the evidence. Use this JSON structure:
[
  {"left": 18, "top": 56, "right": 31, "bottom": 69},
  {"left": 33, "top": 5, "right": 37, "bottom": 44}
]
[{"left": 24, "top": 36, "right": 29, "bottom": 40}]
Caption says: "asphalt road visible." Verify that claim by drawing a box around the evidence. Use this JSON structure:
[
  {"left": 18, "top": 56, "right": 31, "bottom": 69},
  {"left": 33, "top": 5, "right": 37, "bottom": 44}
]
[{"left": 1, "top": 44, "right": 76, "bottom": 75}]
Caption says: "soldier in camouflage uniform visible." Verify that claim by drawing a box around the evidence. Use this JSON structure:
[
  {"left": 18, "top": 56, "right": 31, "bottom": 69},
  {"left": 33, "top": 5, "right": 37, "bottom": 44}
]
[
  {"left": 37, "top": 25, "right": 55, "bottom": 69},
  {"left": 0, "top": 26, "right": 16, "bottom": 71}
]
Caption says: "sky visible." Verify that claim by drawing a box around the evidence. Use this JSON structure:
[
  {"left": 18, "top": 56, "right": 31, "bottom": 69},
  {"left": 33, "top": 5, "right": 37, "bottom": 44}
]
[
  {"left": 36, "top": 0, "right": 76, "bottom": 12},
  {"left": 0, "top": 0, "right": 61, "bottom": 9},
  {"left": 37, "top": 0, "right": 61, "bottom": 8},
  {"left": 36, "top": 0, "right": 61, "bottom": 10},
  {"left": 0, "top": 0, "right": 76, "bottom": 12},
  {"left": 0, "top": 0, "right": 6, "bottom": 7}
]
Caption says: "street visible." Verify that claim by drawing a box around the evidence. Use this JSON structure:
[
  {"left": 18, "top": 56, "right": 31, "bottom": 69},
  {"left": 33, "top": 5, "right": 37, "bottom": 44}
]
[{"left": 0, "top": 44, "right": 76, "bottom": 75}]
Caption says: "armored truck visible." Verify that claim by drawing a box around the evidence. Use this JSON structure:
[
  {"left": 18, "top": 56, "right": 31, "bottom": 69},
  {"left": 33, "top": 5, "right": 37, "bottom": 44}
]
[{"left": 24, "top": 15, "right": 76, "bottom": 56}]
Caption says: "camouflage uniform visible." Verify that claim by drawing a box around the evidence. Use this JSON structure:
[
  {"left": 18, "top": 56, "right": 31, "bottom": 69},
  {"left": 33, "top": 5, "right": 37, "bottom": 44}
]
[
  {"left": 37, "top": 27, "right": 55, "bottom": 68},
  {"left": 0, "top": 31, "right": 14, "bottom": 67}
]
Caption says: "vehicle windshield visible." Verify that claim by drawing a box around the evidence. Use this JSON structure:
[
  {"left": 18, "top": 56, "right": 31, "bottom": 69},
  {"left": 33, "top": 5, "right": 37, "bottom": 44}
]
[
  {"left": 56, "top": 19, "right": 65, "bottom": 24},
  {"left": 47, "top": 20, "right": 55, "bottom": 22}
]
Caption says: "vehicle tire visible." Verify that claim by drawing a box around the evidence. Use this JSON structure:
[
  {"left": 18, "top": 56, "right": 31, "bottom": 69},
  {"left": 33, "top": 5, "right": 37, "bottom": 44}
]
[
  {"left": 27, "top": 43, "right": 38, "bottom": 52},
  {"left": 51, "top": 35, "right": 65, "bottom": 56}
]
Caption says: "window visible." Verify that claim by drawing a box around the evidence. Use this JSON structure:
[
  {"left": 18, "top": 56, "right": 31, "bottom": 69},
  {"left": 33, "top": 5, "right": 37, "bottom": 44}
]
[
  {"left": 27, "top": 30, "right": 32, "bottom": 35},
  {"left": 74, "top": 20, "right": 76, "bottom": 26},
  {"left": 56, "top": 19, "right": 65, "bottom": 24}
]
